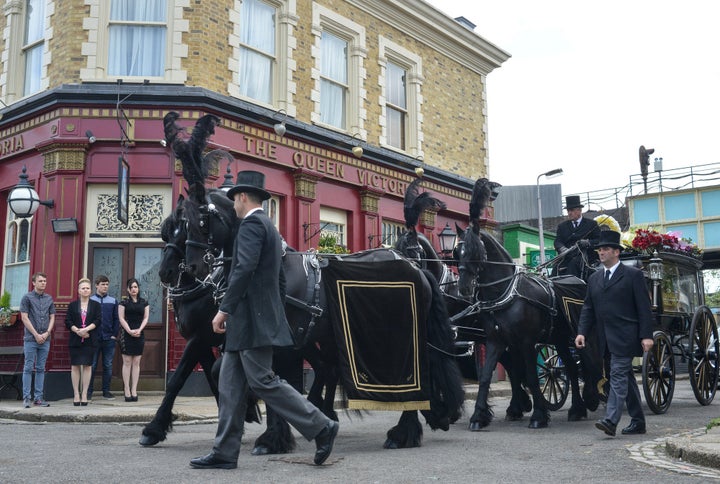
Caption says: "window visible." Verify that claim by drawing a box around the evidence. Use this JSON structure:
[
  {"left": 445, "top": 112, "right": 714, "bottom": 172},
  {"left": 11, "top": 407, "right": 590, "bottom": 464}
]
[
  {"left": 3, "top": 212, "right": 32, "bottom": 307},
  {"left": 379, "top": 37, "right": 423, "bottom": 155},
  {"left": 81, "top": 0, "right": 187, "bottom": 83},
  {"left": 385, "top": 62, "right": 406, "bottom": 149},
  {"left": 237, "top": 0, "right": 276, "bottom": 104},
  {"left": 108, "top": 0, "right": 167, "bottom": 77},
  {"left": 381, "top": 220, "right": 405, "bottom": 248},
  {"left": 311, "top": 5, "right": 366, "bottom": 134},
  {"left": 22, "top": 0, "right": 45, "bottom": 96},
  {"left": 319, "top": 207, "right": 347, "bottom": 247},
  {"left": 320, "top": 31, "right": 348, "bottom": 129},
  {"left": 262, "top": 195, "right": 280, "bottom": 229}
]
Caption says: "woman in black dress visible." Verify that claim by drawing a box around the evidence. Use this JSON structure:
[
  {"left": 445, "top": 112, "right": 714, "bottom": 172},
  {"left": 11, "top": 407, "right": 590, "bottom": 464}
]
[
  {"left": 65, "top": 278, "right": 101, "bottom": 406},
  {"left": 119, "top": 278, "right": 149, "bottom": 402}
]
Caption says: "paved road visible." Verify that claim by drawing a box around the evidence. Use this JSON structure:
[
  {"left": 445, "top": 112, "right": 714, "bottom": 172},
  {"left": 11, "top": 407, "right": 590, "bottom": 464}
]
[{"left": 2, "top": 379, "right": 719, "bottom": 483}]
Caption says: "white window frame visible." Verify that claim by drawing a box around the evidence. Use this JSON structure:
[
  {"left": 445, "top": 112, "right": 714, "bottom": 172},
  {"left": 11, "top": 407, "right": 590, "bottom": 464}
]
[
  {"left": 319, "top": 206, "right": 347, "bottom": 247},
  {"left": 3, "top": 211, "right": 33, "bottom": 308},
  {"left": 310, "top": 4, "right": 366, "bottom": 137},
  {"left": 229, "top": 0, "right": 297, "bottom": 115},
  {"left": 381, "top": 219, "right": 404, "bottom": 248},
  {"left": 1, "top": 0, "right": 53, "bottom": 101},
  {"left": 80, "top": 0, "right": 188, "bottom": 83},
  {"left": 378, "top": 36, "right": 423, "bottom": 156},
  {"left": 262, "top": 195, "right": 281, "bottom": 229}
]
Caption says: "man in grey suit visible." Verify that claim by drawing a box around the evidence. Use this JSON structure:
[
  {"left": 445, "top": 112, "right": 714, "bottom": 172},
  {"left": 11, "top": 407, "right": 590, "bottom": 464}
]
[
  {"left": 191, "top": 171, "right": 338, "bottom": 469},
  {"left": 575, "top": 230, "right": 654, "bottom": 436}
]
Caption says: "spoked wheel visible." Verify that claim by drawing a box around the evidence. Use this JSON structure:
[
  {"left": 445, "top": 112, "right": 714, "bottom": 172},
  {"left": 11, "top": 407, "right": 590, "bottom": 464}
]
[
  {"left": 536, "top": 344, "right": 569, "bottom": 411},
  {"left": 642, "top": 331, "right": 675, "bottom": 414},
  {"left": 688, "top": 305, "right": 720, "bottom": 406}
]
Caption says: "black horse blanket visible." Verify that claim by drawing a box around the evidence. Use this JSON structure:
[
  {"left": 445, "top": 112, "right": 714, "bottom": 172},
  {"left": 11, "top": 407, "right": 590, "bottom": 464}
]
[
  {"left": 550, "top": 275, "right": 586, "bottom": 335},
  {"left": 322, "top": 259, "right": 430, "bottom": 410}
]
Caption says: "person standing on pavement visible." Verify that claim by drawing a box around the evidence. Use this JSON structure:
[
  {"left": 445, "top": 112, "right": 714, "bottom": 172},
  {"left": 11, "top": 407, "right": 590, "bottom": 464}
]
[
  {"left": 119, "top": 278, "right": 149, "bottom": 402},
  {"left": 575, "top": 230, "right": 654, "bottom": 436},
  {"left": 19, "top": 272, "right": 56, "bottom": 408},
  {"left": 190, "top": 171, "right": 338, "bottom": 470},
  {"left": 65, "top": 278, "right": 101, "bottom": 406},
  {"left": 88, "top": 275, "right": 120, "bottom": 401},
  {"left": 553, "top": 195, "right": 601, "bottom": 279}
]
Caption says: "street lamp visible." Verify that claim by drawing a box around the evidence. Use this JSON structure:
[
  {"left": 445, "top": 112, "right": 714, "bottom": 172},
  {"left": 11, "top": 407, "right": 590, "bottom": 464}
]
[
  {"left": 537, "top": 168, "right": 563, "bottom": 265},
  {"left": 437, "top": 222, "right": 457, "bottom": 257},
  {"left": 7, "top": 165, "right": 54, "bottom": 218}
]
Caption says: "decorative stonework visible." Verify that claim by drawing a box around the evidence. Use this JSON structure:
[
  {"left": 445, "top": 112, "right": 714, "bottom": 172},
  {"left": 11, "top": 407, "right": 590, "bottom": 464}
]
[
  {"left": 96, "top": 194, "right": 164, "bottom": 233},
  {"left": 420, "top": 207, "right": 439, "bottom": 229},
  {"left": 40, "top": 145, "right": 87, "bottom": 172},
  {"left": 293, "top": 171, "right": 322, "bottom": 201},
  {"left": 360, "top": 189, "right": 382, "bottom": 214}
]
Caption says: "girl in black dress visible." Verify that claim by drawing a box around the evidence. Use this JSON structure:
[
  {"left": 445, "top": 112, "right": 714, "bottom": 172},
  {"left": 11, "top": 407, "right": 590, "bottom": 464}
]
[
  {"left": 119, "top": 278, "right": 149, "bottom": 402},
  {"left": 65, "top": 278, "right": 101, "bottom": 405}
]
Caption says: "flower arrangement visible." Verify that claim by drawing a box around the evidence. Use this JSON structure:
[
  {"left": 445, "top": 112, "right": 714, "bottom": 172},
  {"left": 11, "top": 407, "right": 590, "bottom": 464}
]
[
  {"left": 593, "top": 214, "right": 621, "bottom": 233},
  {"left": 316, "top": 234, "right": 351, "bottom": 255},
  {"left": 623, "top": 228, "right": 702, "bottom": 259},
  {"left": 0, "top": 290, "right": 16, "bottom": 327}
]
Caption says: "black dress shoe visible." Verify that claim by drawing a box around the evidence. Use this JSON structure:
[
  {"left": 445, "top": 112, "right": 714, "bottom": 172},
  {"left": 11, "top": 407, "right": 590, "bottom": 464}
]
[
  {"left": 190, "top": 453, "right": 237, "bottom": 470},
  {"left": 621, "top": 421, "right": 647, "bottom": 435},
  {"left": 594, "top": 419, "right": 616, "bottom": 436},
  {"left": 314, "top": 421, "right": 339, "bottom": 465}
]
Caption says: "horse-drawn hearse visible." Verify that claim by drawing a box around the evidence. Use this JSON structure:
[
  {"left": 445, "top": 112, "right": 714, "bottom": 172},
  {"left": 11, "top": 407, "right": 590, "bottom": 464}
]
[{"left": 536, "top": 238, "right": 719, "bottom": 415}]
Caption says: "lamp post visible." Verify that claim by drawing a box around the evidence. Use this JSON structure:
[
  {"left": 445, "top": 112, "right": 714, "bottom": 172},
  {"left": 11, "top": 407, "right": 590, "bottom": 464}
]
[
  {"left": 7, "top": 166, "right": 54, "bottom": 218},
  {"left": 537, "top": 168, "right": 564, "bottom": 265}
]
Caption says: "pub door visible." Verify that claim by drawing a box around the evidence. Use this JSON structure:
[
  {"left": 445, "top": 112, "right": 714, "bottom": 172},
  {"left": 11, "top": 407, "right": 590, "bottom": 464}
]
[{"left": 88, "top": 243, "right": 166, "bottom": 391}]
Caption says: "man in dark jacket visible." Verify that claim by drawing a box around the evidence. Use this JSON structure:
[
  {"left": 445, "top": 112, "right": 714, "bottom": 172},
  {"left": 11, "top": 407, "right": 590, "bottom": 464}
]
[
  {"left": 88, "top": 275, "right": 120, "bottom": 400},
  {"left": 575, "top": 231, "right": 654, "bottom": 436},
  {"left": 554, "top": 195, "right": 600, "bottom": 279},
  {"left": 191, "top": 171, "right": 338, "bottom": 470}
]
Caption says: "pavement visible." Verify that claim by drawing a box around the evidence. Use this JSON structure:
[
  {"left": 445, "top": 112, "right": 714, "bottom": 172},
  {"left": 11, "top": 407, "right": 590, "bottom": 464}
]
[{"left": 1, "top": 380, "right": 720, "bottom": 474}]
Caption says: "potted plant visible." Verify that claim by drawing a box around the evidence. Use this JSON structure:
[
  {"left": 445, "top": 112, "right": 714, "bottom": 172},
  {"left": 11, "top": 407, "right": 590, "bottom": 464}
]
[{"left": 0, "top": 290, "right": 17, "bottom": 328}]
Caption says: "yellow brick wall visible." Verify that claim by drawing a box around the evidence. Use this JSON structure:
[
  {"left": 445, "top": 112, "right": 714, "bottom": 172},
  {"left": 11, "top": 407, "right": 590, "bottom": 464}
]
[
  {"left": 182, "top": 0, "right": 234, "bottom": 91},
  {"left": 48, "top": 0, "right": 87, "bottom": 85}
]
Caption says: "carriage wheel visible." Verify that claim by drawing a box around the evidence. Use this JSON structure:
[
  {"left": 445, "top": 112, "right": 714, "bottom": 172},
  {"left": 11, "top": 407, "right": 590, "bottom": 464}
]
[
  {"left": 536, "top": 344, "right": 569, "bottom": 411},
  {"left": 642, "top": 331, "right": 675, "bottom": 414},
  {"left": 688, "top": 305, "right": 720, "bottom": 406}
]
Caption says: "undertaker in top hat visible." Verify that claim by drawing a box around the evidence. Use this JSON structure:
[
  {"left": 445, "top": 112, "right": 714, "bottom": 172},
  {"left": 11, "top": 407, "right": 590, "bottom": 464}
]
[{"left": 553, "top": 195, "right": 601, "bottom": 279}]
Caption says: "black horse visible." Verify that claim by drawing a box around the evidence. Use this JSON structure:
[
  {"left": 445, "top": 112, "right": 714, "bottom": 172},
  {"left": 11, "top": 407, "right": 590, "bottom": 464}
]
[
  {"left": 453, "top": 178, "right": 602, "bottom": 429},
  {"left": 158, "top": 185, "right": 464, "bottom": 449}
]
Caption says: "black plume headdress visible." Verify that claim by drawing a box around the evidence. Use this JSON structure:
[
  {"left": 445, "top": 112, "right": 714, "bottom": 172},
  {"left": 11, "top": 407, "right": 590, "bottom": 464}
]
[{"left": 404, "top": 178, "right": 446, "bottom": 229}]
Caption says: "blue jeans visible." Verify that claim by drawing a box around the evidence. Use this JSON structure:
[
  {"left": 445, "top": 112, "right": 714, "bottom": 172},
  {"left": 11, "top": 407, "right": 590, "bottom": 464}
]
[
  {"left": 23, "top": 339, "right": 50, "bottom": 401},
  {"left": 89, "top": 339, "right": 116, "bottom": 396}
]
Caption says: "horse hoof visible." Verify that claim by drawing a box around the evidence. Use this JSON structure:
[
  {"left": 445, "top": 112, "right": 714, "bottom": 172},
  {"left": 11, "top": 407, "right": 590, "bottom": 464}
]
[
  {"left": 505, "top": 413, "right": 523, "bottom": 422},
  {"left": 383, "top": 439, "right": 399, "bottom": 449},
  {"left": 251, "top": 445, "right": 271, "bottom": 456},
  {"left": 469, "top": 422, "right": 486, "bottom": 432},
  {"left": 528, "top": 420, "right": 548, "bottom": 429},
  {"left": 567, "top": 412, "right": 586, "bottom": 422},
  {"left": 139, "top": 434, "right": 159, "bottom": 447}
]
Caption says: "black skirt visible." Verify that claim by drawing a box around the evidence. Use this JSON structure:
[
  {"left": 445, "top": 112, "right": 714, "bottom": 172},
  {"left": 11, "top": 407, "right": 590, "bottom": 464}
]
[
  {"left": 120, "top": 330, "right": 145, "bottom": 356},
  {"left": 69, "top": 343, "right": 95, "bottom": 366}
]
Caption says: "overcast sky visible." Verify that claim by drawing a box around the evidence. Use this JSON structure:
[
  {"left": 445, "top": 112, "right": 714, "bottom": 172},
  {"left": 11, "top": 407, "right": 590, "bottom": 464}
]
[{"left": 425, "top": 0, "right": 720, "bottom": 200}]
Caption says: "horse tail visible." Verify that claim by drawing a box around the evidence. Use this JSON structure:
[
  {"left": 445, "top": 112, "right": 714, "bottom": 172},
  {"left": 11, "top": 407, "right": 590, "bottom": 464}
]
[{"left": 420, "top": 269, "right": 465, "bottom": 429}]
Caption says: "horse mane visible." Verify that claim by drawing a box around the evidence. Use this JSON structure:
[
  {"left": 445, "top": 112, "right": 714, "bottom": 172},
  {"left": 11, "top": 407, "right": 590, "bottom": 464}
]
[
  {"left": 161, "top": 195, "right": 185, "bottom": 242},
  {"left": 478, "top": 228, "right": 513, "bottom": 264},
  {"left": 404, "top": 178, "right": 446, "bottom": 229}
]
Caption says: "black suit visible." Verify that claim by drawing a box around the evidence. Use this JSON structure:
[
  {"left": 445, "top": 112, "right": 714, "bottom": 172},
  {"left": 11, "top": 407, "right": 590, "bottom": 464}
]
[
  {"left": 553, "top": 217, "right": 600, "bottom": 277},
  {"left": 211, "top": 208, "right": 328, "bottom": 462},
  {"left": 578, "top": 262, "right": 653, "bottom": 426}
]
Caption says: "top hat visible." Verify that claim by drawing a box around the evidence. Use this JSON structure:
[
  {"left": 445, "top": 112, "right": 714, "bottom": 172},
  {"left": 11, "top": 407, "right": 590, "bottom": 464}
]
[
  {"left": 594, "top": 230, "right": 623, "bottom": 250},
  {"left": 564, "top": 195, "right": 584, "bottom": 210},
  {"left": 226, "top": 170, "right": 271, "bottom": 201}
]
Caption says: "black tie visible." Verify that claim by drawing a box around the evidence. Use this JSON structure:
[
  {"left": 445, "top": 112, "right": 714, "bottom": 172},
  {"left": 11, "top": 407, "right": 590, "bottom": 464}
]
[
  {"left": 573, "top": 221, "right": 579, "bottom": 229},
  {"left": 604, "top": 269, "right": 611, "bottom": 286}
]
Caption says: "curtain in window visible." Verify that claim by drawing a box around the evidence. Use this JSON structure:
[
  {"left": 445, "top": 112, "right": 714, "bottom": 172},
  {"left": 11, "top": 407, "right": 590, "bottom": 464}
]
[
  {"left": 23, "top": 0, "right": 45, "bottom": 95},
  {"left": 239, "top": 0, "right": 275, "bottom": 103},
  {"left": 320, "top": 32, "right": 347, "bottom": 128},
  {"left": 108, "top": 0, "right": 167, "bottom": 77},
  {"left": 4, "top": 218, "right": 31, "bottom": 306},
  {"left": 386, "top": 62, "right": 407, "bottom": 149}
]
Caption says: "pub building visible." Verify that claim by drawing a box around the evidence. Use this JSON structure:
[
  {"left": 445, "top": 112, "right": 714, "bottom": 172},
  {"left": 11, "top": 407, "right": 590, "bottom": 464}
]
[{"left": 0, "top": 0, "right": 507, "bottom": 399}]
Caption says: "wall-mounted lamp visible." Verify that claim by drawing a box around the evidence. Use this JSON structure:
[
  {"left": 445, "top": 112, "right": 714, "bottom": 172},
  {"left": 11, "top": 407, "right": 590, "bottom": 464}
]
[
  {"left": 273, "top": 109, "right": 287, "bottom": 137},
  {"left": 8, "top": 165, "right": 54, "bottom": 218},
  {"left": 414, "top": 155, "right": 424, "bottom": 177},
  {"left": 220, "top": 162, "right": 235, "bottom": 192},
  {"left": 85, "top": 130, "right": 97, "bottom": 144},
  {"left": 437, "top": 222, "right": 457, "bottom": 256},
  {"left": 351, "top": 133, "right": 363, "bottom": 158},
  {"left": 160, "top": 139, "right": 167, "bottom": 147},
  {"left": 51, "top": 218, "right": 79, "bottom": 233}
]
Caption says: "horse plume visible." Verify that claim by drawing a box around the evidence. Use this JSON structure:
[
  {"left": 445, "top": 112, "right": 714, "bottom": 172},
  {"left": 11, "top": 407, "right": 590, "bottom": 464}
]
[
  {"left": 163, "top": 111, "right": 225, "bottom": 198},
  {"left": 404, "top": 178, "right": 446, "bottom": 229}
]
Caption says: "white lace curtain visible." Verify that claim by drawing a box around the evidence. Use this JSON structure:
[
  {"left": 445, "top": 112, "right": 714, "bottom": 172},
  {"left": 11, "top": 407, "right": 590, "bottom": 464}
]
[
  {"left": 239, "top": 0, "right": 275, "bottom": 103},
  {"left": 108, "top": 0, "right": 166, "bottom": 77},
  {"left": 320, "top": 31, "right": 347, "bottom": 129}
]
